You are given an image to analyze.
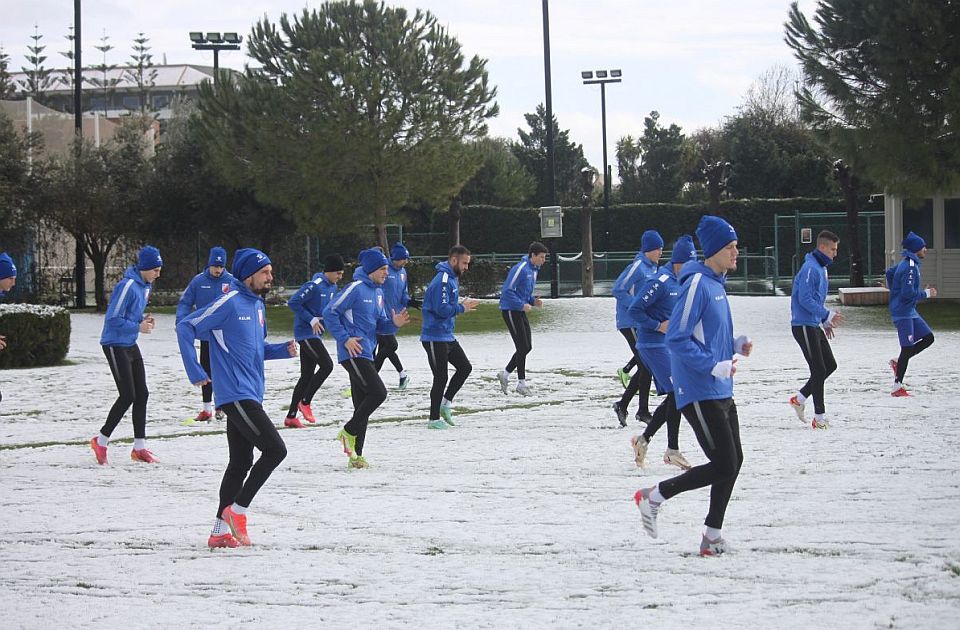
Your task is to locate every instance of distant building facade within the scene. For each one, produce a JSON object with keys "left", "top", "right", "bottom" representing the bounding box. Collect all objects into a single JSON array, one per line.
[{"left": 884, "top": 193, "right": 960, "bottom": 298}]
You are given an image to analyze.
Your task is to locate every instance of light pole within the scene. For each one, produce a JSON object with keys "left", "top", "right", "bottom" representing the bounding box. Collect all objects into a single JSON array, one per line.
[
  {"left": 542, "top": 0, "right": 559, "bottom": 299},
  {"left": 579, "top": 167, "right": 597, "bottom": 297},
  {"left": 189, "top": 32, "right": 242, "bottom": 89},
  {"left": 581, "top": 69, "right": 622, "bottom": 210}
]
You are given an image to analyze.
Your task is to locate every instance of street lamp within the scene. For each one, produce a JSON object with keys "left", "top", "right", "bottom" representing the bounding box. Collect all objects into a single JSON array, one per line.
[
  {"left": 581, "top": 69, "right": 622, "bottom": 209},
  {"left": 580, "top": 167, "right": 597, "bottom": 297},
  {"left": 189, "top": 31, "right": 242, "bottom": 89}
]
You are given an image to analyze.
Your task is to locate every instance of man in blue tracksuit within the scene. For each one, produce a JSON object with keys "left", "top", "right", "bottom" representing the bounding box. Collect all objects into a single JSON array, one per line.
[
  {"left": 374, "top": 243, "right": 420, "bottom": 390},
  {"left": 627, "top": 235, "right": 697, "bottom": 471},
  {"left": 886, "top": 231, "right": 937, "bottom": 396},
  {"left": 284, "top": 254, "right": 344, "bottom": 428},
  {"left": 421, "top": 245, "right": 479, "bottom": 430},
  {"left": 611, "top": 230, "right": 662, "bottom": 425},
  {"left": 176, "top": 246, "right": 234, "bottom": 423},
  {"left": 91, "top": 246, "right": 163, "bottom": 466},
  {"left": 0, "top": 252, "right": 18, "bottom": 404},
  {"left": 497, "top": 241, "right": 548, "bottom": 396},
  {"left": 634, "top": 216, "right": 753, "bottom": 557},
  {"left": 324, "top": 248, "right": 409, "bottom": 468},
  {"left": 176, "top": 248, "right": 297, "bottom": 548},
  {"left": 789, "top": 230, "right": 845, "bottom": 428}
]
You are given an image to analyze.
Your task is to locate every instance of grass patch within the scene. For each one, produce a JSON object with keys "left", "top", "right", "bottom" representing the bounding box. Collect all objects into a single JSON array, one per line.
[
  {"left": 947, "top": 562, "right": 960, "bottom": 577},
  {"left": 917, "top": 301, "right": 960, "bottom": 329}
]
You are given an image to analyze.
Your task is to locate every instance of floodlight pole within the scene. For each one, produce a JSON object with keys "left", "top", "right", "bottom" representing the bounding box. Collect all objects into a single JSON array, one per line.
[
  {"left": 542, "top": 0, "right": 559, "bottom": 298},
  {"left": 582, "top": 72, "right": 622, "bottom": 210},
  {"left": 73, "top": 0, "right": 86, "bottom": 308},
  {"left": 190, "top": 35, "right": 241, "bottom": 90}
]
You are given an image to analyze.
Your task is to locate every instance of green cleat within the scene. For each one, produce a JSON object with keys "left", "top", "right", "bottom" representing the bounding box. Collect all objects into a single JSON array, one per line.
[
  {"left": 340, "top": 387, "right": 352, "bottom": 398},
  {"left": 398, "top": 375, "right": 410, "bottom": 390},
  {"left": 336, "top": 428, "right": 357, "bottom": 457},
  {"left": 617, "top": 367, "right": 630, "bottom": 389},
  {"left": 348, "top": 455, "right": 369, "bottom": 469},
  {"left": 439, "top": 404, "right": 455, "bottom": 426},
  {"left": 427, "top": 418, "right": 449, "bottom": 430}
]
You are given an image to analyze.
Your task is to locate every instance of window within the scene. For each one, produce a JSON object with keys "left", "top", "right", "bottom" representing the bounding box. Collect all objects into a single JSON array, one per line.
[
  {"left": 945, "top": 198, "right": 960, "bottom": 249},
  {"left": 90, "top": 96, "right": 105, "bottom": 111},
  {"left": 903, "top": 198, "right": 934, "bottom": 246},
  {"left": 122, "top": 95, "right": 141, "bottom": 110},
  {"left": 152, "top": 94, "right": 170, "bottom": 109}
]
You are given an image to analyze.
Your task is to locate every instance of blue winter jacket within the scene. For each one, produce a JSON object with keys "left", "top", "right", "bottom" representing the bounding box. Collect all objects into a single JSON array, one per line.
[
  {"left": 288, "top": 273, "right": 339, "bottom": 341},
  {"left": 420, "top": 261, "right": 465, "bottom": 342},
  {"left": 612, "top": 253, "right": 659, "bottom": 329},
  {"left": 628, "top": 266, "right": 680, "bottom": 348},
  {"left": 886, "top": 251, "right": 928, "bottom": 322},
  {"left": 323, "top": 268, "right": 390, "bottom": 363},
  {"left": 176, "top": 278, "right": 291, "bottom": 407},
  {"left": 499, "top": 255, "right": 540, "bottom": 311},
  {"left": 376, "top": 262, "right": 411, "bottom": 335},
  {"left": 666, "top": 262, "right": 737, "bottom": 409},
  {"left": 100, "top": 267, "right": 152, "bottom": 347},
  {"left": 175, "top": 268, "right": 237, "bottom": 341},
  {"left": 790, "top": 251, "right": 832, "bottom": 327}
]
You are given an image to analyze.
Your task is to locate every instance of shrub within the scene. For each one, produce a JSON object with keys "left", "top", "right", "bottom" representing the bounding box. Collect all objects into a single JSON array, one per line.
[
  {"left": 405, "top": 258, "right": 509, "bottom": 299},
  {"left": 0, "top": 304, "right": 71, "bottom": 368}
]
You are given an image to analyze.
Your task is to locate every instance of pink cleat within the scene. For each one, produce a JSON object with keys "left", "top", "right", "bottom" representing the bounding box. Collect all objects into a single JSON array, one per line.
[
  {"left": 130, "top": 448, "right": 159, "bottom": 463},
  {"left": 284, "top": 416, "right": 305, "bottom": 429},
  {"left": 90, "top": 437, "right": 108, "bottom": 465},
  {"left": 298, "top": 401, "right": 316, "bottom": 423},
  {"left": 221, "top": 506, "right": 251, "bottom": 546},
  {"left": 207, "top": 533, "right": 239, "bottom": 549}
]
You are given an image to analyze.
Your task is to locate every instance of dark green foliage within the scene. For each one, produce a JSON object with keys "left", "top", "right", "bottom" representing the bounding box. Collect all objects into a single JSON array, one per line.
[
  {"left": 0, "top": 308, "right": 71, "bottom": 368},
  {"left": 617, "top": 112, "right": 686, "bottom": 203},
  {"left": 404, "top": 258, "right": 508, "bottom": 299},
  {"left": 512, "top": 104, "right": 591, "bottom": 207}
]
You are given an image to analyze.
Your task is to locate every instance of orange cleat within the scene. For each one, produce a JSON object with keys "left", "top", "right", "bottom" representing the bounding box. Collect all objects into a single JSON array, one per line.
[
  {"left": 221, "top": 505, "right": 250, "bottom": 546},
  {"left": 130, "top": 448, "right": 159, "bottom": 463},
  {"left": 297, "top": 401, "right": 316, "bottom": 423},
  {"left": 90, "top": 437, "right": 108, "bottom": 465},
  {"left": 891, "top": 386, "right": 910, "bottom": 397},
  {"left": 207, "top": 533, "right": 240, "bottom": 549},
  {"left": 193, "top": 410, "right": 213, "bottom": 422},
  {"left": 284, "top": 416, "right": 305, "bottom": 429}
]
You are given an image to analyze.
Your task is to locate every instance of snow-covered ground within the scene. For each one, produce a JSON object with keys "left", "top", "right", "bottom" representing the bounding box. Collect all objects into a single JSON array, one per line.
[{"left": 1, "top": 297, "right": 958, "bottom": 629}]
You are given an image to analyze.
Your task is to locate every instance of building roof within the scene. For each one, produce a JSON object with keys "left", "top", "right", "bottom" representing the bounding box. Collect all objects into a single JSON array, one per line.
[{"left": 9, "top": 64, "right": 232, "bottom": 94}]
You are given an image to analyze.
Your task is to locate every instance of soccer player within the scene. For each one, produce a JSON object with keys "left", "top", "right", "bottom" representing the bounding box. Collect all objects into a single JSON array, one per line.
[
  {"left": 324, "top": 248, "right": 409, "bottom": 468},
  {"left": 611, "top": 230, "right": 662, "bottom": 426},
  {"left": 420, "top": 245, "right": 479, "bottom": 429},
  {"left": 374, "top": 243, "right": 419, "bottom": 390},
  {"left": 789, "top": 230, "right": 845, "bottom": 428},
  {"left": 628, "top": 235, "right": 697, "bottom": 471},
  {"left": 886, "top": 231, "right": 937, "bottom": 396},
  {"left": 497, "top": 241, "right": 547, "bottom": 396},
  {"left": 634, "top": 215, "right": 752, "bottom": 557},
  {"left": 176, "top": 246, "right": 234, "bottom": 423},
  {"left": 176, "top": 248, "right": 297, "bottom": 548},
  {"left": 0, "top": 252, "right": 17, "bottom": 404},
  {"left": 284, "top": 254, "right": 344, "bottom": 428},
  {"left": 91, "top": 246, "right": 163, "bottom": 465}
]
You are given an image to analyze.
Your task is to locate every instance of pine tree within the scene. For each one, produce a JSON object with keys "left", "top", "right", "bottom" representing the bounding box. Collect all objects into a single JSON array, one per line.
[
  {"left": 58, "top": 24, "right": 77, "bottom": 112},
  {"left": 19, "top": 25, "right": 55, "bottom": 102},
  {"left": 88, "top": 31, "right": 119, "bottom": 115},
  {"left": 512, "top": 104, "right": 591, "bottom": 208},
  {"left": 125, "top": 32, "right": 158, "bottom": 115},
  {"left": 0, "top": 46, "right": 16, "bottom": 99}
]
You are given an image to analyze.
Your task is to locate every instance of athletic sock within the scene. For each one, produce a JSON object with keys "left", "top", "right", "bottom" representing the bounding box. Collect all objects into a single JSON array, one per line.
[
  {"left": 203, "top": 402, "right": 214, "bottom": 413},
  {"left": 211, "top": 518, "right": 228, "bottom": 535},
  {"left": 230, "top": 503, "right": 247, "bottom": 515},
  {"left": 133, "top": 438, "right": 146, "bottom": 450},
  {"left": 796, "top": 393, "right": 806, "bottom": 405},
  {"left": 705, "top": 526, "right": 722, "bottom": 540},
  {"left": 650, "top": 485, "right": 666, "bottom": 504},
  {"left": 518, "top": 379, "right": 527, "bottom": 386},
  {"left": 97, "top": 433, "right": 110, "bottom": 447},
  {"left": 441, "top": 397, "right": 452, "bottom": 407},
  {"left": 399, "top": 370, "right": 407, "bottom": 379},
  {"left": 814, "top": 413, "right": 825, "bottom": 422}
]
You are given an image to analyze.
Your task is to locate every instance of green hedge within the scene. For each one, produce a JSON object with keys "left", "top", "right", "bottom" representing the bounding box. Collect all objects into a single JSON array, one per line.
[
  {"left": 0, "top": 304, "right": 71, "bottom": 368},
  {"left": 404, "top": 259, "right": 509, "bottom": 299}
]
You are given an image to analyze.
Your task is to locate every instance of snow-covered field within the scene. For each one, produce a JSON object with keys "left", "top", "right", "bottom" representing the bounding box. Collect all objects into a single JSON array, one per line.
[{"left": 1, "top": 296, "right": 958, "bottom": 629}]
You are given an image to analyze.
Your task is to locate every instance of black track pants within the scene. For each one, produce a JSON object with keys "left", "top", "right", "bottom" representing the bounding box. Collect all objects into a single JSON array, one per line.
[
  {"left": 101, "top": 344, "right": 149, "bottom": 439},
  {"left": 199, "top": 341, "right": 212, "bottom": 404},
  {"left": 422, "top": 340, "right": 472, "bottom": 420},
  {"left": 502, "top": 310, "right": 532, "bottom": 380},
  {"left": 618, "top": 328, "right": 652, "bottom": 415},
  {"left": 374, "top": 334, "right": 403, "bottom": 373},
  {"left": 642, "top": 392, "right": 681, "bottom": 450},
  {"left": 791, "top": 325, "right": 837, "bottom": 416},
  {"left": 895, "top": 333, "right": 934, "bottom": 383},
  {"left": 217, "top": 399, "right": 287, "bottom": 518},
  {"left": 287, "top": 338, "right": 334, "bottom": 417},
  {"left": 342, "top": 357, "right": 387, "bottom": 456}
]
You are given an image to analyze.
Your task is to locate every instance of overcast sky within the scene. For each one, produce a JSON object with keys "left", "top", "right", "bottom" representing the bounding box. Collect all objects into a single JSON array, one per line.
[{"left": 1, "top": 0, "right": 819, "bottom": 174}]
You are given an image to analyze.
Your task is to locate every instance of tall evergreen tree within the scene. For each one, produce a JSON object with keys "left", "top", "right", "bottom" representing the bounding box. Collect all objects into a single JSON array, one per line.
[
  {"left": 58, "top": 24, "right": 77, "bottom": 111},
  {"left": 512, "top": 103, "right": 590, "bottom": 207},
  {"left": 616, "top": 111, "right": 685, "bottom": 203},
  {"left": 88, "top": 32, "right": 120, "bottom": 115},
  {"left": 0, "top": 46, "right": 16, "bottom": 99},
  {"left": 19, "top": 25, "right": 55, "bottom": 102},
  {"left": 125, "top": 33, "right": 158, "bottom": 115}
]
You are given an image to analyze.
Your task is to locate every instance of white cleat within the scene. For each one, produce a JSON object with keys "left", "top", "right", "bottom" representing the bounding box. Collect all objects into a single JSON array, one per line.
[
  {"left": 630, "top": 435, "right": 649, "bottom": 468},
  {"left": 663, "top": 448, "right": 692, "bottom": 470},
  {"left": 788, "top": 395, "right": 806, "bottom": 424},
  {"left": 634, "top": 487, "right": 660, "bottom": 539},
  {"left": 497, "top": 370, "right": 509, "bottom": 394}
]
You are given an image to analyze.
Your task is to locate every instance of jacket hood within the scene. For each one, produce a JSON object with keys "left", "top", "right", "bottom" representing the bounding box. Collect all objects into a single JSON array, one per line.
[
  {"left": 352, "top": 266, "right": 377, "bottom": 287},
  {"left": 435, "top": 260, "right": 456, "bottom": 276},
  {"left": 901, "top": 250, "right": 922, "bottom": 265},
  {"left": 124, "top": 266, "right": 149, "bottom": 286},
  {"left": 678, "top": 260, "right": 724, "bottom": 285},
  {"left": 311, "top": 272, "right": 325, "bottom": 282}
]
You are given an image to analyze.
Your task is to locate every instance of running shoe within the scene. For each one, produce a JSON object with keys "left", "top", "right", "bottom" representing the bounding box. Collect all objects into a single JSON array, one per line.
[
  {"left": 298, "top": 401, "right": 316, "bottom": 423},
  {"left": 891, "top": 385, "right": 910, "bottom": 397},
  {"left": 427, "top": 418, "right": 449, "bottom": 430},
  {"left": 634, "top": 487, "right": 661, "bottom": 539},
  {"left": 635, "top": 410, "right": 653, "bottom": 425},
  {"left": 439, "top": 404, "right": 455, "bottom": 426},
  {"left": 516, "top": 382, "right": 532, "bottom": 396},
  {"left": 336, "top": 429, "right": 357, "bottom": 456},
  {"left": 193, "top": 410, "right": 213, "bottom": 422},
  {"left": 90, "top": 437, "right": 108, "bottom": 465},
  {"left": 788, "top": 395, "right": 806, "bottom": 423},
  {"left": 221, "top": 506, "right": 250, "bottom": 546},
  {"left": 348, "top": 455, "right": 369, "bottom": 469},
  {"left": 612, "top": 401, "right": 627, "bottom": 428},
  {"left": 284, "top": 415, "right": 305, "bottom": 429},
  {"left": 630, "top": 434, "right": 649, "bottom": 468},
  {"left": 699, "top": 534, "right": 727, "bottom": 556},
  {"left": 497, "top": 370, "right": 509, "bottom": 394},
  {"left": 207, "top": 533, "right": 239, "bottom": 549},
  {"left": 130, "top": 448, "right": 159, "bottom": 463},
  {"left": 888, "top": 358, "right": 898, "bottom": 377},
  {"left": 399, "top": 375, "right": 410, "bottom": 391},
  {"left": 811, "top": 417, "right": 829, "bottom": 429},
  {"left": 215, "top": 408, "right": 225, "bottom": 421},
  {"left": 617, "top": 367, "right": 630, "bottom": 389},
  {"left": 663, "top": 448, "right": 692, "bottom": 470}
]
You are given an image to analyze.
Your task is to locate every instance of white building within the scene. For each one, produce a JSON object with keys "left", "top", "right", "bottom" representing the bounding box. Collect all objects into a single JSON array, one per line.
[{"left": 884, "top": 193, "right": 960, "bottom": 298}]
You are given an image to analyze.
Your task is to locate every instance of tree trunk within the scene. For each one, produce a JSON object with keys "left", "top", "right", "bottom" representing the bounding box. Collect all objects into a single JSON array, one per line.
[
  {"left": 448, "top": 197, "right": 462, "bottom": 248},
  {"left": 580, "top": 201, "right": 594, "bottom": 297},
  {"left": 843, "top": 180, "right": 865, "bottom": 287},
  {"left": 91, "top": 254, "right": 108, "bottom": 311},
  {"left": 376, "top": 204, "right": 389, "bottom": 252},
  {"left": 707, "top": 180, "right": 722, "bottom": 214}
]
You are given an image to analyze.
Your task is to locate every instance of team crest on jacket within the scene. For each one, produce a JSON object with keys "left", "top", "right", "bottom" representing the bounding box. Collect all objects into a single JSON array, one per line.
[
  {"left": 222, "top": 283, "right": 230, "bottom": 293},
  {"left": 377, "top": 294, "right": 384, "bottom": 309},
  {"left": 258, "top": 307, "right": 264, "bottom": 326}
]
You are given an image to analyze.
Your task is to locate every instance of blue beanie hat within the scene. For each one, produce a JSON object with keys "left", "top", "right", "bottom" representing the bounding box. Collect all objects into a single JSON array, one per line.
[
  {"left": 0, "top": 252, "right": 17, "bottom": 279},
  {"left": 696, "top": 215, "right": 738, "bottom": 259},
  {"left": 232, "top": 248, "right": 271, "bottom": 281},
  {"left": 641, "top": 230, "right": 664, "bottom": 253},
  {"left": 669, "top": 235, "right": 697, "bottom": 265},
  {"left": 359, "top": 248, "right": 390, "bottom": 274},
  {"left": 207, "top": 246, "right": 227, "bottom": 268},
  {"left": 137, "top": 245, "right": 163, "bottom": 271},
  {"left": 902, "top": 231, "right": 926, "bottom": 253},
  {"left": 391, "top": 242, "right": 410, "bottom": 261}
]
